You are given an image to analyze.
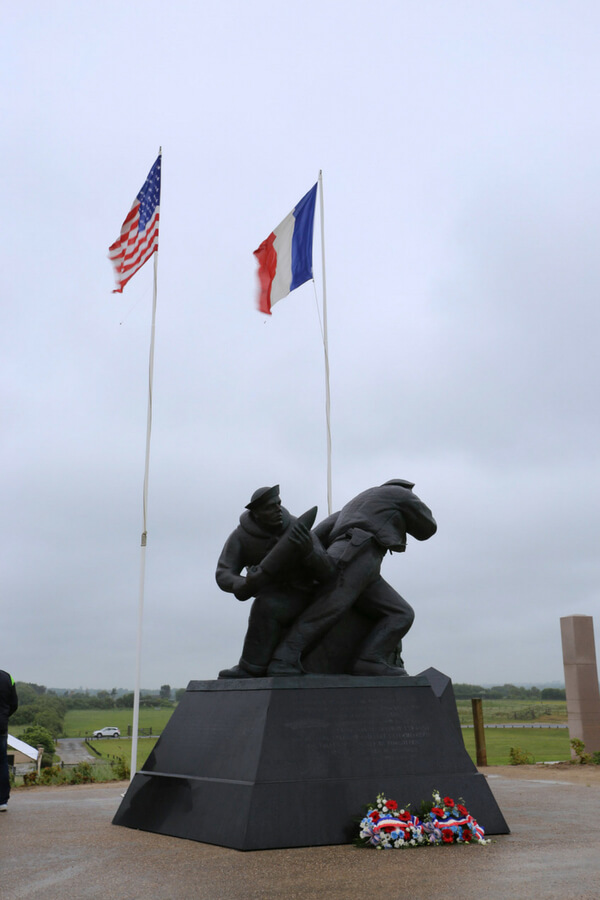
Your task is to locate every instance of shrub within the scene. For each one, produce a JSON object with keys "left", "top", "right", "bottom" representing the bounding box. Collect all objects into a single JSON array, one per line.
[
  {"left": 570, "top": 738, "right": 593, "bottom": 764},
  {"left": 111, "top": 756, "right": 130, "bottom": 780},
  {"left": 20, "top": 724, "right": 56, "bottom": 767},
  {"left": 509, "top": 746, "right": 535, "bottom": 765},
  {"left": 39, "top": 765, "right": 69, "bottom": 785},
  {"left": 10, "top": 706, "right": 36, "bottom": 726},
  {"left": 11, "top": 694, "right": 66, "bottom": 736},
  {"left": 70, "top": 762, "right": 96, "bottom": 784}
]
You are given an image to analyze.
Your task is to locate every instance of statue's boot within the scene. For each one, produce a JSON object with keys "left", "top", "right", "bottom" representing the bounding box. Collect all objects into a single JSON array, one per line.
[
  {"left": 218, "top": 658, "right": 266, "bottom": 679},
  {"left": 266, "top": 657, "right": 305, "bottom": 676},
  {"left": 351, "top": 658, "right": 408, "bottom": 677}
]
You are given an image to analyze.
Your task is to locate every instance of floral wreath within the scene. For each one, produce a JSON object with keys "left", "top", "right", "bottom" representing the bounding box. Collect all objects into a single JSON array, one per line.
[{"left": 357, "top": 791, "right": 489, "bottom": 849}]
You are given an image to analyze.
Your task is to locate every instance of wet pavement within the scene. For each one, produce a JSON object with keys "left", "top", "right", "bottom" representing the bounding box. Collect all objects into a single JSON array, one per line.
[
  {"left": 55, "top": 739, "right": 96, "bottom": 764},
  {"left": 1, "top": 766, "right": 599, "bottom": 900}
]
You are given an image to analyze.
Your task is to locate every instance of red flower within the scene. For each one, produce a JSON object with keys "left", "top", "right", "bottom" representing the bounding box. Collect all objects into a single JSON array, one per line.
[
  {"left": 386, "top": 799, "right": 398, "bottom": 810},
  {"left": 462, "top": 828, "right": 473, "bottom": 842},
  {"left": 443, "top": 797, "right": 455, "bottom": 808},
  {"left": 398, "top": 811, "right": 412, "bottom": 822},
  {"left": 370, "top": 810, "right": 380, "bottom": 822},
  {"left": 457, "top": 804, "right": 468, "bottom": 816},
  {"left": 431, "top": 807, "right": 445, "bottom": 817},
  {"left": 442, "top": 828, "right": 455, "bottom": 843}
]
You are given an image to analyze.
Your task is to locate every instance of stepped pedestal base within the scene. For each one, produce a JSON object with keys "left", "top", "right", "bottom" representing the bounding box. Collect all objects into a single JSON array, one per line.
[{"left": 113, "top": 668, "right": 508, "bottom": 850}]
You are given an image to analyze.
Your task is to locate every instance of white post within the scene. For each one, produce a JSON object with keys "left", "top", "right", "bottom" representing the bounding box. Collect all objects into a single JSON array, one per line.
[
  {"left": 318, "top": 170, "right": 333, "bottom": 515},
  {"left": 130, "top": 249, "right": 159, "bottom": 780}
]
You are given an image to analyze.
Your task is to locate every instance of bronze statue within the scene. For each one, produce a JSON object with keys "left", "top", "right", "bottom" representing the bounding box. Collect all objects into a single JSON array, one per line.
[
  {"left": 215, "top": 485, "right": 335, "bottom": 678},
  {"left": 267, "top": 480, "right": 437, "bottom": 677},
  {"left": 216, "top": 480, "right": 436, "bottom": 678}
]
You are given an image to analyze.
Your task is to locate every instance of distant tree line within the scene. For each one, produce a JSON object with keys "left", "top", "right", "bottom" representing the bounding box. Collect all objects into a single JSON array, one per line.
[
  {"left": 11, "top": 680, "right": 565, "bottom": 741},
  {"left": 11, "top": 682, "right": 185, "bottom": 738},
  {"left": 453, "top": 683, "right": 566, "bottom": 700}
]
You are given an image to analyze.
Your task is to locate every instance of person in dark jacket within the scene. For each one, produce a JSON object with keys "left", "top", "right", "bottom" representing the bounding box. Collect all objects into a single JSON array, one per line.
[
  {"left": 215, "top": 485, "right": 335, "bottom": 678},
  {"left": 0, "top": 669, "right": 19, "bottom": 810},
  {"left": 267, "top": 480, "right": 437, "bottom": 677}
]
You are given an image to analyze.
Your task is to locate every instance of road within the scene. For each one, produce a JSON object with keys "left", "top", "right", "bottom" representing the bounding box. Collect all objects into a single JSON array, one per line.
[
  {"left": 56, "top": 738, "right": 96, "bottom": 764},
  {"left": 463, "top": 723, "right": 568, "bottom": 729}
]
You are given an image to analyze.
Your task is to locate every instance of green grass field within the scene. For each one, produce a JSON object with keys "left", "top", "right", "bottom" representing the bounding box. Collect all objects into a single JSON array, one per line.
[
  {"left": 15, "top": 698, "right": 574, "bottom": 770},
  {"left": 86, "top": 728, "right": 572, "bottom": 772},
  {"left": 61, "top": 707, "right": 175, "bottom": 738},
  {"left": 461, "top": 727, "right": 570, "bottom": 765},
  {"left": 87, "top": 737, "right": 158, "bottom": 771},
  {"left": 455, "top": 699, "right": 567, "bottom": 724}
]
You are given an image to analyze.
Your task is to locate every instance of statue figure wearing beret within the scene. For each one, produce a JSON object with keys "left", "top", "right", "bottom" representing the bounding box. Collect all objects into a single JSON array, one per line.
[{"left": 215, "top": 485, "right": 335, "bottom": 678}]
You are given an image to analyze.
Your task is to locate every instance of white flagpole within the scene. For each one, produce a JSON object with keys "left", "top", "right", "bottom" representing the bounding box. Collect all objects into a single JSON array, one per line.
[
  {"left": 130, "top": 247, "right": 159, "bottom": 780},
  {"left": 318, "top": 170, "right": 333, "bottom": 515}
]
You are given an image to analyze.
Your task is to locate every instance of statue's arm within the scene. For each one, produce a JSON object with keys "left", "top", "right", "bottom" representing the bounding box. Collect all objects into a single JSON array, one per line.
[
  {"left": 287, "top": 516, "right": 336, "bottom": 582},
  {"left": 313, "top": 512, "right": 339, "bottom": 548},
  {"left": 304, "top": 532, "right": 337, "bottom": 582},
  {"left": 215, "top": 532, "right": 250, "bottom": 597},
  {"left": 402, "top": 497, "right": 437, "bottom": 541}
]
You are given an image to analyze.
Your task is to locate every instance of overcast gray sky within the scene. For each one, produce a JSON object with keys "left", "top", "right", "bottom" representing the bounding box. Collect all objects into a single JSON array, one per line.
[{"left": 2, "top": 1, "right": 599, "bottom": 690}]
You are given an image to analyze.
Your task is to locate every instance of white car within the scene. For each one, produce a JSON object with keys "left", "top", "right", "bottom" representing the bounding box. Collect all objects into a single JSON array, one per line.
[{"left": 92, "top": 726, "right": 121, "bottom": 739}]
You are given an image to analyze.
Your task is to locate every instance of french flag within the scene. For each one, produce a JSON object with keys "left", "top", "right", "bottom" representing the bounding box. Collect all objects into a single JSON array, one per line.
[{"left": 253, "top": 183, "right": 318, "bottom": 314}]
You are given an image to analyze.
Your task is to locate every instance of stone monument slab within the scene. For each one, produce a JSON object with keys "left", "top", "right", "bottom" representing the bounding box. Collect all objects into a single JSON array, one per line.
[{"left": 561, "top": 615, "right": 600, "bottom": 755}]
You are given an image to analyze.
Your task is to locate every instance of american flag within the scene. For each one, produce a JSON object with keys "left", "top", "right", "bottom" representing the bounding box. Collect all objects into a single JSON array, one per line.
[{"left": 108, "top": 153, "right": 161, "bottom": 293}]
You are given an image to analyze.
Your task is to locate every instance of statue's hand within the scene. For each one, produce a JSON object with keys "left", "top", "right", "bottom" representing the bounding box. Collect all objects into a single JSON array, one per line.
[
  {"left": 289, "top": 521, "right": 312, "bottom": 554},
  {"left": 233, "top": 582, "right": 253, "bottom": 601},
  {"left": 245, "top": 566, "right": 265, "bottom": 592}
]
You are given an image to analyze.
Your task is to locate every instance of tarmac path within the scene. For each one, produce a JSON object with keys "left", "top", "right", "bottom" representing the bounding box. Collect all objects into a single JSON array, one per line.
[
  {"left": 55, "top": 738, "right": 96, "bottom": 764},
  {"left": 1, "top": 764, "right": 599, "bottom": 900}
]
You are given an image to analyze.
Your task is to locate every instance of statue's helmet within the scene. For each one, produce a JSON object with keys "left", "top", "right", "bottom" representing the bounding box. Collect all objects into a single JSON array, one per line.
[
  {"left": 382, "top": 479, "right": 415, "bottom": 489},
  {"left": 245, "top": 485, "right": 280, "bottom": 510}
]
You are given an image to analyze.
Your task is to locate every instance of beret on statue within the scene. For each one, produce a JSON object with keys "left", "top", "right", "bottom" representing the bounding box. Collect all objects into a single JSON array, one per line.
[{"left": 245, "top": 485, "right": 280, "bottom": 510}]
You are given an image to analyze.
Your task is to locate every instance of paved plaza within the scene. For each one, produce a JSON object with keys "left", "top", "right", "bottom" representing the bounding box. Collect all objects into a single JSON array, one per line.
[{"left": 1, "top": 765, "right": 599, "bottom": 900}]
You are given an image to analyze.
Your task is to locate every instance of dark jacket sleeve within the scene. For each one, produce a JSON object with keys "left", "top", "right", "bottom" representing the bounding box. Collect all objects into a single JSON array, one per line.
[
  {"left": 215, "top": 530, "right": 249, "bottom": 596},
  {"left": 402, "top": 495, "right": 437, "bottom": 541},
  {"left": 9, "top": 679, "right": 18, "bottom": 717},
  {"left": 0, "top": 671, "right": 18, "bottom": 732}
]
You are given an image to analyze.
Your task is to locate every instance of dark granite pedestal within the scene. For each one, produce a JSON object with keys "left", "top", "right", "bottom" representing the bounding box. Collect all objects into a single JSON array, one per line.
[{"left": 113, "top": 668, "right": 508, "bottom": 850}]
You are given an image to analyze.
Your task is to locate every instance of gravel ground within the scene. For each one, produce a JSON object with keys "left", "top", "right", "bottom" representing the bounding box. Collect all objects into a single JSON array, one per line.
[{"left": 1, "top": 765, "right": 599, "bottom": 900}]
